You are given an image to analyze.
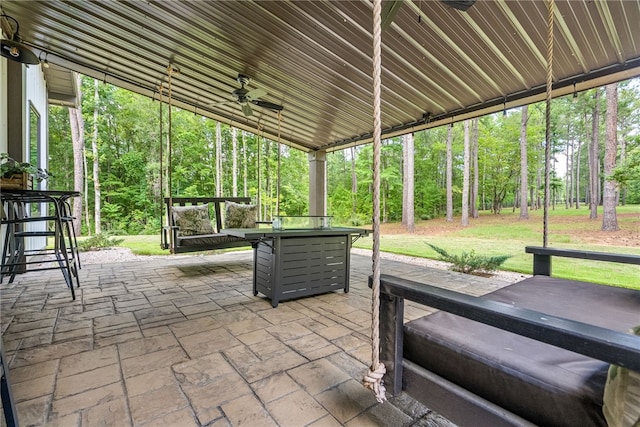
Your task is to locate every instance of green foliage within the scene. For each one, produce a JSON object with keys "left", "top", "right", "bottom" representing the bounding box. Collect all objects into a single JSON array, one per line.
[
  {"left": 78, "top": 233, "right": 124, "bottom": 251},
  {"left": 47, "top": 76, "right": 640, "bottom": 237},
  {"left": 427, "top": 243, "right": 512, "bottom": 275},
  {"left": 0, "top": 153, "right": 51, "bottom": 181}
]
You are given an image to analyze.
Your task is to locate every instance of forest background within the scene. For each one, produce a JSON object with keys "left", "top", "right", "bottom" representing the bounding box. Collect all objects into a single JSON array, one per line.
[{"left": 46, "top": 76, "right": 640, "bottom": 236}]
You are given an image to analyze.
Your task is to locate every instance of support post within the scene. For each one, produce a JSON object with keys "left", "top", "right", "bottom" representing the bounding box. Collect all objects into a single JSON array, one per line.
[
  {"left": 308, "top": 150, "right": 326, "bottom": 216},
  {"left": 532, "top": 254, "right": 552, "bottom": 276},
  {"left": 379, "top": 290, "right": 404, "bottom": 396}
]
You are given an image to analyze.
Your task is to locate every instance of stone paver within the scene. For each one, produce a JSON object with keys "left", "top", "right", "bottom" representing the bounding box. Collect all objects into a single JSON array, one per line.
[{"left": 1, "top": 250, "right": 515, "bottom": 426}]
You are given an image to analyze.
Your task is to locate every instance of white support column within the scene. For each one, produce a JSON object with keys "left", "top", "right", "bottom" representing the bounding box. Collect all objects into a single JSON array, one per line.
[{"left": 308, "top": 150, "right": 327, "bottom": 216}]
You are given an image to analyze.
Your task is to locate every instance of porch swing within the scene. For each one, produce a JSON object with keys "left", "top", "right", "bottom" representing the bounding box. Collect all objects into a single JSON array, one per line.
[
  {"left": 158, "top": 66, "right": 263, "bottom": 254},
  {"left": 363, "top": 1, "right": 640, "bottom": 426}
]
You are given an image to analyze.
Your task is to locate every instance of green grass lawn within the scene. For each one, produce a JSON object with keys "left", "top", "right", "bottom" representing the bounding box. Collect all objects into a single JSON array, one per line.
[
  {"left": 83, "top": 205, "right": 640, "bottom": 289},
  {"left": 351, "top": 205, "right": 640, "bottom": 289}
]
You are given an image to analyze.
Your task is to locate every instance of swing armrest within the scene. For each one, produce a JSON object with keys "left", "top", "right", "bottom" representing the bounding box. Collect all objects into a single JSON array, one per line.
[{"left": 161, "top": 225, "right": 179, "bottom": 250}]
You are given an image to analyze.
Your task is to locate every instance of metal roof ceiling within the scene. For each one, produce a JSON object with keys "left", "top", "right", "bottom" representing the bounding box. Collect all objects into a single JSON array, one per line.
[{"left": 3, "top": 1, "right": 639, "bottom": 152}]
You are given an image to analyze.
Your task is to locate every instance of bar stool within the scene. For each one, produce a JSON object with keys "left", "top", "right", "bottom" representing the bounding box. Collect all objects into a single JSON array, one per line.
[{"left": 1, "top": 189, "right": 81, "bottom": 300}]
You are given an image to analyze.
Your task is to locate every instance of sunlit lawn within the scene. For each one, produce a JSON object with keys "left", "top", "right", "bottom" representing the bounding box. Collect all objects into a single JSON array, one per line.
[
  {"left": 351, "top": 205, "right": 640, "bottom": 289},
  {"left": 82, "top": 205, "right": 640, "bottom": 289}
]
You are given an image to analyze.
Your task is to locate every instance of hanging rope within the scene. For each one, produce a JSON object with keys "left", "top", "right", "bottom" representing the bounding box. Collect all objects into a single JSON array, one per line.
[
  {"left": 363, "top": 0, "right": 386, "bottom": 404},
  {"left": 167, "top": 65, "right": 176, "bottom": 250},
  {"left": 276, "top": 110, "right": 282, "bottom": 215},
  {"left": 257, "top": 120, "right": 263, "bottom": 221},
  {"left": 159, "top": 83, "right": 164, "bottom": 233},
  {"left": 543, "top": 0, "right": 554, "bottom": 247}
]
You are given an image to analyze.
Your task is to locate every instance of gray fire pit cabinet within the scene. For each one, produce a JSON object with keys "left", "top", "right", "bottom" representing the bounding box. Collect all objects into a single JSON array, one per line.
[{"left": 222, "top": 226, "right": 369, "bottom": 307}]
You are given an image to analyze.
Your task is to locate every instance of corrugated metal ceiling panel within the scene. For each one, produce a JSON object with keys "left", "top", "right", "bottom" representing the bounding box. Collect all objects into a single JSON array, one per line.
[{"left": 2, "top": 0, "right": 639, "bottom": 152}]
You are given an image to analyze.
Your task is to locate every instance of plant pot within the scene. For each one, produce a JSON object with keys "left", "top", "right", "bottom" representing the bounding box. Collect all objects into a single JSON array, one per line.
[{"left": 0, "top": 173, "right": 33, "bottom": 190}]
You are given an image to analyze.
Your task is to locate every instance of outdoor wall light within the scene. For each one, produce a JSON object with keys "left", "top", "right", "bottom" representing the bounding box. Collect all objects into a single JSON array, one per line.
[{"left": 1, "top": 14, "right": 39, "bottom": 65}]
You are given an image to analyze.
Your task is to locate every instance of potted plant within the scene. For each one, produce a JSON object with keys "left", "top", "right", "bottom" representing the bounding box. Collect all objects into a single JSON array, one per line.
[{"left": 1, "top": 153, "right": 51, "bottom": 189}]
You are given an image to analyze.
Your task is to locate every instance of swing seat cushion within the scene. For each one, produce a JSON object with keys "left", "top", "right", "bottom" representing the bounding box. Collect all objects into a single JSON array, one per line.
[
  {"left": 403, "top": 276, "right": 640, "bottom": 427},
  {"left": 175, "top": 233, "right": 247, "bottom": 249},
  {"left": 225, "top": 201, "right": 258, "bottom": 229},
  {"left": 171, "top": 204, "right": 215, "bottom": 236},
  {"left": 603, "top": 325, "right": 640, "bottom": 427}
]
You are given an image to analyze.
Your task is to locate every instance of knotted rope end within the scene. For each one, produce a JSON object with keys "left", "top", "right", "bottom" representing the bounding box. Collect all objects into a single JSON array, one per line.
[{"left": 363, "top": 362, "right": 387, "bottom": 403}]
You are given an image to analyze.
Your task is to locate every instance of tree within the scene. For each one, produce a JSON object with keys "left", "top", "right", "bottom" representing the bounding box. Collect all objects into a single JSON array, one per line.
[
  {"left": 461, "top": 120, "right": 470, "bottom": 226},
  {"left": 215, "top": 121, "right": 222, "bottom": 197},
  {"left": 471, "top": 118, "right": 479, "bottom": 218},
  {"left": 402, "top": 132, "right": 415, "bottom": 232},
  {"left": 446, "top": 124, "right": 453, "bottom": 222},
  {"left": 91, "top": 79, "right": 102, "bottom": 234},
  {"left": 519, "top": 105, "right": 529, "bottom": 219},
  {"left": 69, "top": 78, "right": 85, "bottom": 237},
  {"left": 602, "top": 83, "right": 619, "bottom": 231},
  {"left": 232, "top": 126, "right": 238, "bottom": 196},
  {"left": 589, "top": 88, "right": 601, "bottom": 219}
]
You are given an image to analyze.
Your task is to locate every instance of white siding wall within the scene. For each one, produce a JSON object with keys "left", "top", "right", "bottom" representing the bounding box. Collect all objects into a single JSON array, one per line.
[{"left": 25, "top": 64, "right": 49, "bottom": 250}]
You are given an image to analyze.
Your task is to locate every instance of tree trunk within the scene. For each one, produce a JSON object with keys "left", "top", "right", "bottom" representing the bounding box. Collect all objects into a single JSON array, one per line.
[
  {"left": 565, "top": 134, "right": 571, "bottom": 209},
  {"left": 215, "top": 121, "right": 222, "bottom": 197},
  {"left": 69, "top": 108, "right": 84, "bottom": 236},
  {"left": 82, "top": 146, "right": 90, "bottom": 235},
  {"left": 402, "top": 133, "right": 415, "bottom": 233},
  {"left": 92, "top": 79, "right": 101, "bottom": 234},
  {"left": 242, "top": 131, "right": 248, "bottom": 197},
  {"left": 351, "top": 147, "right": 357, "bottom": 217},
  {"left": 536, "top": 145, "right": 542, "bottom": 210},
  {"left": 602, "top": 83, "right": 619, "bottom": 231},
  {"left": 618, "top": 136, "right": 626, "bottom": 205},
  {"left": 575, "top": 139, "right": 582, "bottom": 209},
  {"left": 471, "top": 118, "right": 479, "bottom": 218},
  {"left": 519, "top": 105, "right": 529, "bottom": 219},
  {"left": 461, "top": 120, "right": 470, "bottom": 226},
  {"left": 589, "top": 89, "right": 600, "bottom": 219},
  {"left": 232, "top": 126, "right": 238, "bottom": 197},
  {"left": 446, "top": 124, "right": 453, "bottom": 222}
]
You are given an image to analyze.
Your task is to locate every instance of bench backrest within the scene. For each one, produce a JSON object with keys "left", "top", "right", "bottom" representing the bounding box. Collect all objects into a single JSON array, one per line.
[{"left": 165, "top": 197, "right": 251, "bottom": 232}]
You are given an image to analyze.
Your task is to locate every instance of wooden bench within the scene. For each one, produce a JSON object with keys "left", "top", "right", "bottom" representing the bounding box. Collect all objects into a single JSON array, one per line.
[
  {"left": 161, "top": 197, "right": 254, "bottom": 254},
  {"left": 376, "top": 248, "right": 640, "bottom": 426}
]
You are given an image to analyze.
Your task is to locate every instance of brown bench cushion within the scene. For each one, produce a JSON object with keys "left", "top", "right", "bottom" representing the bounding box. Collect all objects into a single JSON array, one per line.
[{"left": 403, "top": 276, "right": 640, "bottom": 427}]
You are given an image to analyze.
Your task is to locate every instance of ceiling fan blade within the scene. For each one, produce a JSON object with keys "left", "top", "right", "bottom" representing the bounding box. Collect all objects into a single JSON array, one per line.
[
  {"left": 252, "top": 100, "right": 283, "bottom": 111},
  {"left": 245, "top": 88, "right": 267, "bottom": 100},
  {"left": 1, "top": 39, "right": 39, "bottom": 64},
  {"left": 381, "top": 1, "right": 403, "bottom": 30},
  {"left": 442, "top": 0, "right": 476, "bottom": 11},
  {"left": 242, "top": 103, "right": 253, "bottom": 116}
]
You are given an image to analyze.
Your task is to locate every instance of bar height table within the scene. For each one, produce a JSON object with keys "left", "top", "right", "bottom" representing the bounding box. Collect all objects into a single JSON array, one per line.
[{"left": 1, "top": 189, "right": 81, "bottom": 300}]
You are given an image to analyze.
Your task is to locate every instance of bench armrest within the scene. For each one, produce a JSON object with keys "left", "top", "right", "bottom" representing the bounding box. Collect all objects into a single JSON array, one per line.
[
  {"left": 161, "top": 225, "right": 179, "bottom": 250},
  {"left": 525, "top": 246, "right": 640, "bottom": 276}
]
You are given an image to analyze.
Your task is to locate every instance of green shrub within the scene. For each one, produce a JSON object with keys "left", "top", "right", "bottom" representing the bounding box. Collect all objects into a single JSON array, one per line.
[
  {"left": 78, "top": 233, "right": 124, "bottom": 251},
  {"left": 427, "top": 243, "right": 511, "bottom": 275}
]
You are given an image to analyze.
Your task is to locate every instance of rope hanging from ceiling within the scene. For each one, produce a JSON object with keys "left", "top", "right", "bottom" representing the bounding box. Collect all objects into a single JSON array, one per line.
[
  {"left": 276, "top": 110, "right": 282, "bottom": 216},
  {"left": 363, "top": 0, "right": 386, "bottom": 404},
  {"left": 362, "top": 0, "right": 555, "bottom": 404},
  {"left": 543, "top": 0, "right": 554, "bottom": 247}
]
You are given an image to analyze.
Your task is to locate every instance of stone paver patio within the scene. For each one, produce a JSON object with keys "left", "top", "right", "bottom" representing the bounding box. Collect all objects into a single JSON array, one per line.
[{"left": 1, "top": 250, "right": 514, "bottom": 427}]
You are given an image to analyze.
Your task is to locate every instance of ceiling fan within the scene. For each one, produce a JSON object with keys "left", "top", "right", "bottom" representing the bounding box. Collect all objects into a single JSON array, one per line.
[
  {"left": 215, "top": 74, "right": 283, "bottom": 117},
  {"left": 381, "top": 0, "right": 476, "bottom": 30},
  {"left": 1, "top": 14, "right": 39, "bottom": 64}
]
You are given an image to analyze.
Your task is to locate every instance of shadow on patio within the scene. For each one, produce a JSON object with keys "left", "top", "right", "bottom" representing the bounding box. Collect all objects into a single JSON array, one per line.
[{"left": 1, "top": 250, "right": 516, "bottom": 426}]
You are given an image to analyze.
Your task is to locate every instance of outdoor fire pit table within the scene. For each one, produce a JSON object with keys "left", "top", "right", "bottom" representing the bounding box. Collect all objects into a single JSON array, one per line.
[{"left": 223, "top": 218, "right": 368, "bottom": 307}]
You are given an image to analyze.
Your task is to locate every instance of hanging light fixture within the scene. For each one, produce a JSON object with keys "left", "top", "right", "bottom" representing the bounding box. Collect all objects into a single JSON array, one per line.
[{"left": 1, "top": 14, "right": 39, "bottom": 65}]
